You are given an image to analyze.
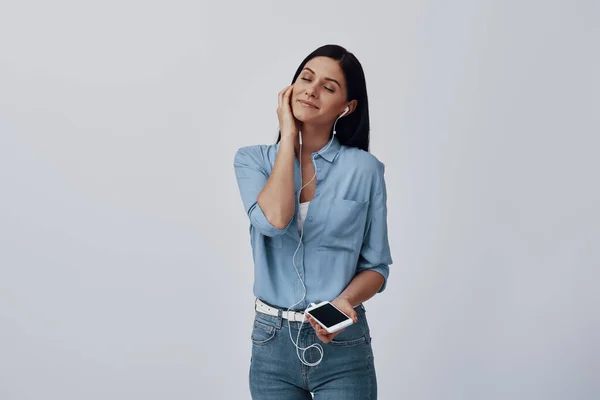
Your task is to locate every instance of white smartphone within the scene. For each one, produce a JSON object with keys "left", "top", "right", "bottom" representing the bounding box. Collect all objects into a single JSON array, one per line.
[{"left": 305, "top": 301, "right": 354, "bottom": 334}]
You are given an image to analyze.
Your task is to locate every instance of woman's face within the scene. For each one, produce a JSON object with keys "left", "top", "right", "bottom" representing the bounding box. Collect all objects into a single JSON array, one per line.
[{"left": 291, "top": 56, "right": 350, "bottom": 125}]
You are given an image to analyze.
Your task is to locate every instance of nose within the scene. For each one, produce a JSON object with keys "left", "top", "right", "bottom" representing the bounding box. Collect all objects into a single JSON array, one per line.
[{"left": 305, "top": 84, "right": 318, "bottom": 98}]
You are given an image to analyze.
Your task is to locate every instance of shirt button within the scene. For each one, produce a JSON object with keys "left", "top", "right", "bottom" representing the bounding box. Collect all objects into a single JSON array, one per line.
[
  {"left": 308, "top": 216, "right": 313, "bottom": 222},
  {"left": 317, "top": 168, "right": 321, "bottom": 172}
]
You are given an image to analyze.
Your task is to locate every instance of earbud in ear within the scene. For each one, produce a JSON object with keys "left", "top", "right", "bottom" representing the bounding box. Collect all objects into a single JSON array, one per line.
[{"left": 334, "top": 106, "right": 350, "bottom": 136}]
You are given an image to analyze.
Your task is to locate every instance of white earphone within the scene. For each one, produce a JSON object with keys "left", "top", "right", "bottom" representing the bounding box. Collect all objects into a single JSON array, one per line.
[{"left": 333, "top": 106, "right": 349, "bottom": 135}]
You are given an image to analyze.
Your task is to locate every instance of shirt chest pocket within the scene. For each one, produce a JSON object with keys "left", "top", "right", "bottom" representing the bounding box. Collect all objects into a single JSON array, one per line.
[{"left": 317, "top": 198, "right": 369, "bottom": 253}]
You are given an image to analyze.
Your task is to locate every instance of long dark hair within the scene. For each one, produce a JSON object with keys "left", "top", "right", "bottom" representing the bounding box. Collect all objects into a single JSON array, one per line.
[{"left": 276, "top": 44, "right": 370, "bottom": 152}]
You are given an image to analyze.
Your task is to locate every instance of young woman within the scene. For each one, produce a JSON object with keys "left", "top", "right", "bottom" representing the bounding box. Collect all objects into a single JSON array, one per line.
[{"left": 234, "top": 44, "right": 393, "bottom": 399}]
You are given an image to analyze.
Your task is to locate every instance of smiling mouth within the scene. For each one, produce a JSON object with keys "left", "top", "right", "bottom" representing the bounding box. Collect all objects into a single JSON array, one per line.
[{"left": 298, "top": 100, "right": 318, "bottom": 109}]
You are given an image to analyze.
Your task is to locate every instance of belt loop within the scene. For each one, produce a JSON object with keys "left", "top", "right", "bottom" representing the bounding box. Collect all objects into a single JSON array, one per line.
[{"left": 277, "top": 308, "right": 283, "bottom": 328}]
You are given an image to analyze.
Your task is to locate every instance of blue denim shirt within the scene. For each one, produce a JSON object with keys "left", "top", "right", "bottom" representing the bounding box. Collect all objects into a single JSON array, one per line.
[{"left": 233, "top": 136, "right": 392, "bottom": 311}]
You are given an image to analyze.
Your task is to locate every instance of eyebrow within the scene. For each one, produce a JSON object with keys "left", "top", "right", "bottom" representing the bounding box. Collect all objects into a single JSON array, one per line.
[{"left": 302, "top": 67, "right": 341, "bottom": 88}]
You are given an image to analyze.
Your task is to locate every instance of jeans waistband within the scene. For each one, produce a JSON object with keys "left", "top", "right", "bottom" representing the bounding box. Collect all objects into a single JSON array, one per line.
[
  {"left": 254, "top": 297, "right": 366, "bottom": 327},
  {"left": 256, "top": 297, "right": 366, "bottom": 312}
]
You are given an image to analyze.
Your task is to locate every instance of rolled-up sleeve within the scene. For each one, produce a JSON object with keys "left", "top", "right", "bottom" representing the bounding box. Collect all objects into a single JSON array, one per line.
[
  {"left": 233, "top": 146, "right": 293, "bottom": 237},
  {"left": 356, "top": 162, "right": 393, "bottom": 293}
]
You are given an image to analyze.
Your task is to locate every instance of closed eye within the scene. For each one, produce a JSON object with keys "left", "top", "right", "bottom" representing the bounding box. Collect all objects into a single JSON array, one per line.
[{"left": 301, "top": 78, "right": 334, "bottom": 92}]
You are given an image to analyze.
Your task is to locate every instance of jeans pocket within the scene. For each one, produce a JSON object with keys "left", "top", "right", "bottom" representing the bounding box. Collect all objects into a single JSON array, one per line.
[
  {"left": 328, "top": 318, "right": 367, "bottom": 347},
  {"left": 251, "top": 319, "right": 277, "bottom": 346},
  {"left": 329, "top": 336, "right": 367, "bottom": 347},
  {"left": 329, "top": 307, "right": 371, "bottom": 347}
]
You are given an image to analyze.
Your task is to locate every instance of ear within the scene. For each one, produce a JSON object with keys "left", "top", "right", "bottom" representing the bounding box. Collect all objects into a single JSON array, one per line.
[{"left": 342, "top": 99, "right": 358, "bottom": 117}]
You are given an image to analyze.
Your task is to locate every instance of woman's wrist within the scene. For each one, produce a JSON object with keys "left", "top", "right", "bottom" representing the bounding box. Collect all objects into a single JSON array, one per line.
[
  {"left": 280, "top": 131, "right": 298, "bottom": 142},
  {"left": 278, "top": 134, "right": 298, "bottom": 153}
]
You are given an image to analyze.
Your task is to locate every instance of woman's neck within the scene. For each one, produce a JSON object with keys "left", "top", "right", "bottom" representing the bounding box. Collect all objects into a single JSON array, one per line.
[{"left": 295, "top": 121, "right": 333, "bottom": 158}]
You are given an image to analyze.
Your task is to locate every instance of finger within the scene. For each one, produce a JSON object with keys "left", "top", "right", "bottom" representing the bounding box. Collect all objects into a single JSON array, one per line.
[
  {"left": 316, "top": 331, "right": 330, "bottom": 344},
  {"left": 327, "top": 331, "right": 337, "bottom": 339},
  {"left": 324, "top": 331, "right": 338, "bottom": 343},
  {"left": 278, "top": 86, "right": 291, "bottom": 107},
  {"left": 278, "top": 85, "right": 292, "bottom": 109},
  {"left": 283, "top": 85, "right": 293, "bottom": 106},
  {"left": 279, "top": 85, "right": 291, "bottom": 98},
  {"left": 312, "top": 319, "right": 319, "bottom": 330},
  {"left": 278, "top": 87, "right": 285, "bottom": 108}
]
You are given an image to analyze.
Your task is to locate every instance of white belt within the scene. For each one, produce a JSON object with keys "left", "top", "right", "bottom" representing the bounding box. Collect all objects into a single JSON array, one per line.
[{"left": 255, "top": 298, "right": 306, "bottom": 322}]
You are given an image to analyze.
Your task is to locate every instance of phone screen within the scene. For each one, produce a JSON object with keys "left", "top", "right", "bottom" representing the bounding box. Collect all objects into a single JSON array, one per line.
[{"left": 308, "top": 303, "right": 350, "bottom": 327}]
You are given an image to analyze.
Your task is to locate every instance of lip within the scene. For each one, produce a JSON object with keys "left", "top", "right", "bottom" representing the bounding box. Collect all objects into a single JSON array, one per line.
[{"left": 298, "top": 99, "right": 319, "bottom": 109}]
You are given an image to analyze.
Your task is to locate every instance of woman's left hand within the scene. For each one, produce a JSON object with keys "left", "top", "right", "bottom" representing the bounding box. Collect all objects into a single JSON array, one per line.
[{"left": 305, "top": 297, "right": 359, "bottom": 344}]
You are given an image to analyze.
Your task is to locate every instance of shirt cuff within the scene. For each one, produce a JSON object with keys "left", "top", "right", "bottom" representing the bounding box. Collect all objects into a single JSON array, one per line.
[
  {"left": 248, "top": 201, "right": 293, "bottom": 237},
  {"left": 358, "top": 264, "right": 390, "bottom": 293}
]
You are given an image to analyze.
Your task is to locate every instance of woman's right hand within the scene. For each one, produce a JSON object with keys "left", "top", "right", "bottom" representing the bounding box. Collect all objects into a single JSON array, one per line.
[{"left": 277, "top": 85, "right": 298, "bottom": 139}]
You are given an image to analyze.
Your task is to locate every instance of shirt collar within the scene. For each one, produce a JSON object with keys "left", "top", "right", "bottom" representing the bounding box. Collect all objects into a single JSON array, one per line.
[{"left": 314, "top": 135, "right": 341, "bottom": 163}]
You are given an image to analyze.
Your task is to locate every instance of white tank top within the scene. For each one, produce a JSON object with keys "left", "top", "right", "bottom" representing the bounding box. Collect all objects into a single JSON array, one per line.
[{"left": 297, "top": 201, "right": 310, "bottom": 232}]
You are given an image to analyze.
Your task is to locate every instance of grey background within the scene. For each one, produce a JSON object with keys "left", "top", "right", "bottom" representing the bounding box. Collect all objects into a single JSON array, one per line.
[{"left": 1, "top": 0, "right": 598, "bottom": 399}]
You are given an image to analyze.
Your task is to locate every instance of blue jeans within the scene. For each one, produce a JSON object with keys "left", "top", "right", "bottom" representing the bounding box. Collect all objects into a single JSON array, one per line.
[{"left": 249, "top": 301, "right": 377, "bottom": 399}]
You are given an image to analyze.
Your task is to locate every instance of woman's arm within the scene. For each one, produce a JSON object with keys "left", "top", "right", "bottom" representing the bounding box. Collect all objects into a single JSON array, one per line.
[
  {"left": 257, "top": 85, "right": 300, "bottom": 229},
  {"left": 336, "top": 270, "right": 385, "bottom": 308},
  {"left": 233, "top": 85, "right": 299, "bottom": 235},
  {"left": 307, "top": 270, "right": 384, "bottom": 344},
  {"left": 338, "top": 161, "right": 393, "bottom": 307},
  {"left": 306, "top": 160, "right": 392, "bottom": 344},
  {"left": 256, "top": 135, "right": 296, "bottom": 229},
  {"left": 308, "top": 271, "right": 383, "bottom": 344}
]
